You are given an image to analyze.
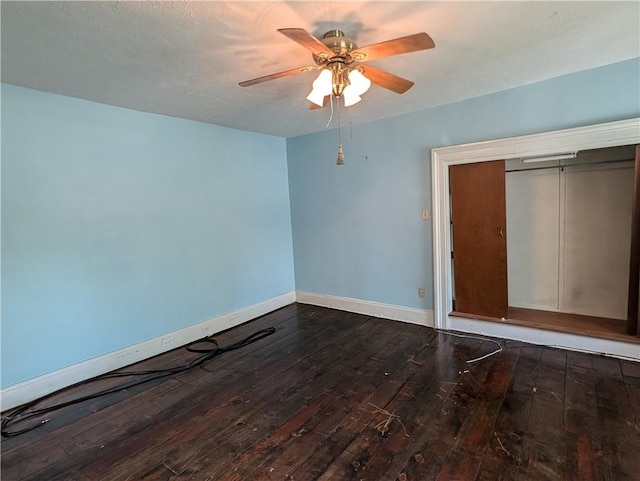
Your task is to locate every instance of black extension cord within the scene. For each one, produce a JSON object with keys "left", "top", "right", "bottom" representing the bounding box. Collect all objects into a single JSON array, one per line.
[{"left": 1, "top": 327, "right": 276, "bottom": 437}]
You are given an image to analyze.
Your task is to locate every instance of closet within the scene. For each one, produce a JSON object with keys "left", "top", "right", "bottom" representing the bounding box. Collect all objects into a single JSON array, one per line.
[
  {"left": 506, "top": 145, "right": 635, "bottom": 319},
  {"left": 450, "top": 144, "right": 638, "bottom": 337}
]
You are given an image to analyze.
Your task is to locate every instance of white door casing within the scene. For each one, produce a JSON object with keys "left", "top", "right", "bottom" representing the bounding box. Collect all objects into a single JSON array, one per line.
[{"left": 431, "top": 118, "right": 640, "bottom": 360}]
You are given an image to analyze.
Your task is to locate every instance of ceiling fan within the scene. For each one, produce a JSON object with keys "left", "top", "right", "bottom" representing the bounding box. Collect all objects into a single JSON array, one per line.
[{"left": 239, "top": 28, "right": 435, "bottom": 108}]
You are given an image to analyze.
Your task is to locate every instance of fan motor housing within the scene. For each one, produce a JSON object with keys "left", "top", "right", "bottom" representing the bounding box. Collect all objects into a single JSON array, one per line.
[{"left": 313, "top": 30, "right": 357, "bottom": 66}]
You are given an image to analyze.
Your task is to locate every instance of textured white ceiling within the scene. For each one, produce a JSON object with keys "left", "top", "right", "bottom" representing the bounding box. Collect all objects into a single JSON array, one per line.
[{"left": 2, "top": 1, "right": 639, "bottom": 138}]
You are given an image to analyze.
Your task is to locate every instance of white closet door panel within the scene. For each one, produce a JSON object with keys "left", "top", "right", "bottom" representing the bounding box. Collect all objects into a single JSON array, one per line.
[
  {"left": 563, "top": 164, "right": 633, "bottom": 319},
  {"left": 506, "top": 169, "right": 560, "bottom": 310}
]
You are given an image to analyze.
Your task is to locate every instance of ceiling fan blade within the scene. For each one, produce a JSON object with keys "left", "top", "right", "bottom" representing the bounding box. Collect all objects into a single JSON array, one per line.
[
  {"left": 239, "top": 66, "right": 315, "bottom": 87},
  {"left": 361, "top": 65, "right": 414, "bottom": 94},
  {"left": 278, "top": 28, "right": 333, "bottom": 57},
  {"left": 352, "top": 32, "right": 434, "bottom": 62},
  {"left": 309, "top": 96, "right": 329, "bottom": 110}
]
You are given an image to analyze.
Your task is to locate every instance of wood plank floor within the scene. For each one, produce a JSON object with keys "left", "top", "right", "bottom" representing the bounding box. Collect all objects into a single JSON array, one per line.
[
  {"left": 508, "top": 307, "right": 640, "bottom": 344},
  {"left": 453, "top": 307, "right": 640, "bottom": 345},
  {"left": 2, "top": 303, "right": 639, "bottom": 481}
]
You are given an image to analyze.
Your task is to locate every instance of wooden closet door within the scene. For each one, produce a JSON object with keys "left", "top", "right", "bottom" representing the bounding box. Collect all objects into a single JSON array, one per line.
[{"left": 450, "top": 160, "right": 508, "bottom": 318}]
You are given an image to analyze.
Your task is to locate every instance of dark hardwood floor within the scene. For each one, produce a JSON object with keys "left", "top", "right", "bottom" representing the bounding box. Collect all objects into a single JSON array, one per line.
[
  {"left": 508, "top": 307, "right": 640, "bottom": 344},
  {"left": 2, "top": 303, "right": 639, "bottom": 480}
]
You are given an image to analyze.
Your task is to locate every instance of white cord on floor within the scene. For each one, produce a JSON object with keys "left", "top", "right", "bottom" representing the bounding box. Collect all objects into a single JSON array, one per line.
[{"left": 435, "top": 329, "right": 503, "bottom": 364}]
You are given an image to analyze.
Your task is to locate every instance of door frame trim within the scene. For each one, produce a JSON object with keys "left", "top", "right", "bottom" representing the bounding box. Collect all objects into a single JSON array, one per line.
[{"left": 432, "top": 118, "right": 640, "bottom": 341}]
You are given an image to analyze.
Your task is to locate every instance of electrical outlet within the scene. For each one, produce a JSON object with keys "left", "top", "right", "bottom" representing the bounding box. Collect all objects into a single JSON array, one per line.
[
  {"left": 418, "top": 288, "right": 425, "bottom": 298},
  {"left": 162, "top": 337, "right": 174, "bottom": 347},
  {"left": 202, "top": 325, "right": 213, "bottom": 335},
  {"left": 422, "top": 209, "right": 429, "bottom": 220}
]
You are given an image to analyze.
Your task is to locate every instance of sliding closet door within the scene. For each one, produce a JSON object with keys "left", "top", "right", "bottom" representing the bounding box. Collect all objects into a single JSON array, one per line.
[
  {"left": 563, "top": 161, "right": 634, "bottom": 319},
  {"left": 506, "top": 167, "right": 560, "bottom": 311},
  {"left": 450, "top": 160, "right": 508, "bottom": 319}
]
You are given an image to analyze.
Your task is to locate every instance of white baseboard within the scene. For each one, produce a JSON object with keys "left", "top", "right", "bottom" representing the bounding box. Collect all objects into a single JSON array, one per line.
[
  {"left": 447, "top": 315, "right": 640, "bottom": 362},
  {"left": 295, "top": 292, "right": 639, "bottom": 361},
  {"left": 296, "top": 291, "right": 434, "bottom": 327},
  {"left": 1, "top": 292, "right": 296, "bottom": 411}
]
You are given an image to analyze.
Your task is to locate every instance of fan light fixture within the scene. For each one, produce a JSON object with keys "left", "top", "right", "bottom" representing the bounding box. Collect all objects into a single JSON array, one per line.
[
  {"left": 306, "top": 69, "right": 332, "bottom": 105},
  {"left": 240, "top": 28, "right": 435, "bottom": 166},
  {"left": 306, "top": 65, "right": 372, "bottom": 107},
  {"left": 240, "top": 28, "right": 436, "bottom": 111}
]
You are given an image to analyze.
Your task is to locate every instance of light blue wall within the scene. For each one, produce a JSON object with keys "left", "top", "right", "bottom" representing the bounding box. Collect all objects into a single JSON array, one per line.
[
  {"left": 287, "top": 58, "right": 640, "bottom": 310},
  {"left": 3, "top": 58, "right": 639, "bottom": 387},
  {"left": 1, "top": 84, "right": 295, "bottom": 387}
]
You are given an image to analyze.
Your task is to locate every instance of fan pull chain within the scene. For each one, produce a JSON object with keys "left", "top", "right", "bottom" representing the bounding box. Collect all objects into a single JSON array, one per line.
[
  {"left": 336, "top": 98, "right": 345, "bottom": 165},
  {"left": 326, "top": 95, "right": 334, "bottom": 128},
  {"left": 347, "top": 103, "right": 353, "bottom": 140},
  {"left": 337, "top": 98, "right": 341, "bottom": 143}
]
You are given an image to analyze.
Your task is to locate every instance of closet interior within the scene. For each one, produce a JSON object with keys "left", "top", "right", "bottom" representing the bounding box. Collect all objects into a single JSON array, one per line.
[{"left": 451, "top": 144, "right": 640, "bottom": 342}]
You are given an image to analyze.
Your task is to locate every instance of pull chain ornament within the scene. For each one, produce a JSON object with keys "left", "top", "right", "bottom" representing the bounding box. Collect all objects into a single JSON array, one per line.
[{"left": 336, "top": 144, "right": 345, "bottom": 165}]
